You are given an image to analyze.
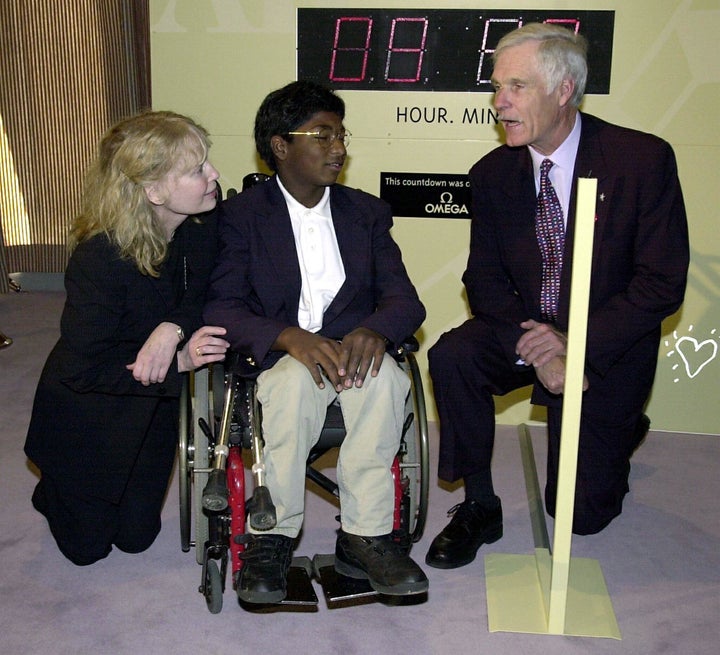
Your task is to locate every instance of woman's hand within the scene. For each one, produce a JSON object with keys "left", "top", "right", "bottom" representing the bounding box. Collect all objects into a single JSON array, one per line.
[
  {"left": 127, "top": 321, "right": 185, "bottom": 385},
  {"left": 128, "top": 323, "right": 230, "bottom": 384},
  {"left": 177, "top": 326, "right": 230, "bottom": 373}
]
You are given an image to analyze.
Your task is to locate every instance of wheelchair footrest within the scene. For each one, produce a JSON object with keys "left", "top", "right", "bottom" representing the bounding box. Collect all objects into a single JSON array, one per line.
[
  {"left": 277, "top": 557, "right": 319, "bottom": 606},
  {"left": 312, "top": 554, "right": 379, "bottom": 604}
]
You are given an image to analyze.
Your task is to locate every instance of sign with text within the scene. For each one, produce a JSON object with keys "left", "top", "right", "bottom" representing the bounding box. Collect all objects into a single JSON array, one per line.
[{"left": 380, "top": 172, "right": 471, "bottom": 218}]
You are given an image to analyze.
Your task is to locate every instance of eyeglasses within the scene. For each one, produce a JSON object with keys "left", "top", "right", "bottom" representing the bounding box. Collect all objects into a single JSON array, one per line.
[{"left": 286, "top": 128, "right": 352, "bottom": 149}]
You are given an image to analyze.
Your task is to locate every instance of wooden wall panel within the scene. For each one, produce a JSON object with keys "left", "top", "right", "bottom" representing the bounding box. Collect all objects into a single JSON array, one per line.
[{"left": 0, "top": 0, "right": 149, "bottom": 280}]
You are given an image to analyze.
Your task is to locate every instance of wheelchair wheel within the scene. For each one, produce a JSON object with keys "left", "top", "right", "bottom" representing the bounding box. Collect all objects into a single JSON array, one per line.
[
  {"left": 192, "top": 367, "right": 212, "bottom": 564},
  {"left": 402, "top": 353, "right": 430, "bottom": 543},
  {"left": 178, "top": 377, "right": 192, "bottom": 552},
  {"left": 203, "top": 559, "right": 223, "bottom": 614}
]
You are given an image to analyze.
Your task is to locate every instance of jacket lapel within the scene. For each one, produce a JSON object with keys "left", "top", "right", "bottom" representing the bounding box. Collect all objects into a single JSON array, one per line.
[
  {"left": 559, "top": 113, "right": 610, "bottom": 325},
  {"left": 322, "top": 187, "right": 365, "bottom": 326},
  {"left": 256, "top": 179, "right": 303, "bottom": 318},
  {"left": 502, "top": 152, "right": 544, "bottom": 311}
]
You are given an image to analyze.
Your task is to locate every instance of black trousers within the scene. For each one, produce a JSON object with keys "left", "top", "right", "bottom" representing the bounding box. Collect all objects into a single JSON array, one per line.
[
  {"left": 31, "top": 399, "right": 178, "bottom": 565},
  {"left": 428, "top": 317, "right": 655, "bottom": 535}
]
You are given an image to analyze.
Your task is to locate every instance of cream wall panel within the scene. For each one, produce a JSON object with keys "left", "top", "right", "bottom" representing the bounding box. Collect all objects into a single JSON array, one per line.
[{"left": 151, "top": 0, "right": 719, "bottom": 433}]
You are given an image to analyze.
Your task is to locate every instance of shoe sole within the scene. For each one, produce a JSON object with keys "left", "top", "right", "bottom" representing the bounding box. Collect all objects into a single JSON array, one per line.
[
  {"left": 334, "top": 557, "right": 429, "bottom": 595},
  {"left": 425, "top": 524, "right": 503, "bottom": 570}
]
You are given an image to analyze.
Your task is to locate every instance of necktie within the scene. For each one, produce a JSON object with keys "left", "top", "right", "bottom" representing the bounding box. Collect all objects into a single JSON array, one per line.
[{"left": 535, "top": 158, "right": 565, "bottom": 321}]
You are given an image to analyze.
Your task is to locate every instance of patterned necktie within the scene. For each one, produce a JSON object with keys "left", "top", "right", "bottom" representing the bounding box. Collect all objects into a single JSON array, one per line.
[{"left": 535, "top": 158, "right": 565, "bottom": 321}]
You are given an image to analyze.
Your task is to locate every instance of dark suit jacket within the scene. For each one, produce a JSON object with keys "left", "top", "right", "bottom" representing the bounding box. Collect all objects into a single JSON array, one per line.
[
  {"left": 24, "top": 216, "right": 217, "bottom": 501},
  {"left": 203, "top": 177, "right": 425, "bottom": 370},
  {"left": 465, "top": 113, "right": 689, "bottom": 404}
]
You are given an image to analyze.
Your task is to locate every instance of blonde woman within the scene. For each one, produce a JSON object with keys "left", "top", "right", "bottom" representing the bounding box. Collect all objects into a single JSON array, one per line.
[{"left": 25, "top": 111, "right": 229, "bottom": 565}]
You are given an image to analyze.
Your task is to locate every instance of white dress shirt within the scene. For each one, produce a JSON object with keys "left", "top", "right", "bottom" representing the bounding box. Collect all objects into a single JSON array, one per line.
[{"left": 276, "top": 178, "right": 346, "bottom": 333}]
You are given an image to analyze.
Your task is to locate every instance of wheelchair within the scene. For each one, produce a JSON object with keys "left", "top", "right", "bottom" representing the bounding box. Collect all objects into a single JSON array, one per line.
[{"left": 178, "top": 339, "right": 429, "bottom": 613}]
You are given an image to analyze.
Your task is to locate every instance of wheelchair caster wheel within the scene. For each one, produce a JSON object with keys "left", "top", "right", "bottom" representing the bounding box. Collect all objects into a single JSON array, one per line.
[{"left": 203, "top": 559, "right": 223, "bottom": 614}]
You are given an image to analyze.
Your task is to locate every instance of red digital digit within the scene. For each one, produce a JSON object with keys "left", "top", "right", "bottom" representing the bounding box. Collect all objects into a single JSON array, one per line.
[
  {"left": 544, "top": 18, "right": 581, "bottom": 33},
  {"left": 384, "top": 17, "right": 428, "bottom": 83},
  {"left": 475, "top": 18, "right": 523, "bottom": 84},
  {"left": 329, "top": 17, "right": 373, "bottom": 82}
]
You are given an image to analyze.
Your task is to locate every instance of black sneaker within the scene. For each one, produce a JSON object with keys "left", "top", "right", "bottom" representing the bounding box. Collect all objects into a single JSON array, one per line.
[
  {"left": 335, "top": 530, "right": 429, "bottom": 595},
  {"left": 425, "top": 498, "right": 503, "bottom": 569},
  {"left": 237, "top": 534, "right": 294, "bottom": 603}
]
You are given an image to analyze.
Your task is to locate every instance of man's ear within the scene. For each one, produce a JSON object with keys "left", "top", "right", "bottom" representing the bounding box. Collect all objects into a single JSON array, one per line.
[
  {"left": 271, "top": 135, "right": 288, "bottom": 163},
  {"left": 558, "top": 77, "right": 575, "bottom": 107}
]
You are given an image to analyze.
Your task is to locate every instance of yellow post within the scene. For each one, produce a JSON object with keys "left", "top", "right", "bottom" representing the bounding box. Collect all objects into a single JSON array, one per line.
[
  {"left": 547, "top": 177, "right": 597, "bottom": 632},
  {"left": 485, "top": 178, "right": 620, "bottom": 639}
]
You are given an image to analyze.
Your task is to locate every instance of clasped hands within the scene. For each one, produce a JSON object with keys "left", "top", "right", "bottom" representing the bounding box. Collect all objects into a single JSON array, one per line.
[
  {"left": 516, "top": 319, "right": 589, "bottom": 395},
  {"left": 275, "top": 326, "right": 387, "bottom": 392}
]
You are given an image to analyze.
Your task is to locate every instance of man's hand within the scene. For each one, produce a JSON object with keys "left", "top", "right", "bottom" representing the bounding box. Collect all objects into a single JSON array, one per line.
[
  {"left": 517, "top": 320, "right": 589, "bottom": 394},
  {"left": 516, "top": 319, "right": 567, "bottom": 367},
  {"left": 534, "top": 356, "right": 567, "bottom": 394},
  {"left": 534, "top": 356, "right": 590, "bottom": 394},
  {"left": 274, "top": 327, "right": 343, "bottom": 390},
  {"left": 337, "top": 327, "right": 387, "bottom": 389}
]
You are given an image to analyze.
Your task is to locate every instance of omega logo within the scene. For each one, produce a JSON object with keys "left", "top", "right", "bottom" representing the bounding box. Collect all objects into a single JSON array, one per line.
[{"left": 425, "top": 191, "right": 469, "bottom": 216}]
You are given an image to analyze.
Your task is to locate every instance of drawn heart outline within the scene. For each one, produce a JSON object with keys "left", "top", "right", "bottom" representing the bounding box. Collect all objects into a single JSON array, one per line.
[{"left": 675, "top": 336, "right": 718, "bottom": 379}]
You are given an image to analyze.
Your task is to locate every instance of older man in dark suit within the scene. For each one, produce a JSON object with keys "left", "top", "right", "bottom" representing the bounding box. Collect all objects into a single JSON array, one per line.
[
  {"left": 425, "top": 23, "right": 689, "bottom": 570},
  {"left": 204, "top": 81, "right": 428, "bottom": 602}
]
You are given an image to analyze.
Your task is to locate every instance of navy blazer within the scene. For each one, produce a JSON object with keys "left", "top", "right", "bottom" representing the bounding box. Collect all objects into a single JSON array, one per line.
[
  {"left": 204, "top": 177, "right": 425, "bottom": 370},
  {"left": 465, "top": 113, "right": 689, "bottom": 396}
]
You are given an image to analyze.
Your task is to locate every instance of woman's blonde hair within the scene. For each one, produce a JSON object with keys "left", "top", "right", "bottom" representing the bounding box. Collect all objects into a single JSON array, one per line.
[{"left": 70, "top": 110, "right": 210, "bottom": 277}]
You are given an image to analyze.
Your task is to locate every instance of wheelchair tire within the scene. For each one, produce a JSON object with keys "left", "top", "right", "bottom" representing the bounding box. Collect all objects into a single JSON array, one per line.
[
  {"left": 178, "top": 377, "right": 192, "bottom": 552},
  {"left": 192, "top": 367, "right": 212, "bottom": 564},
  {"left": 403, "top": 353, "right": 430, "bottom": 543},
  {"left": 203, "top": 559, "right": 223, "bottom": 614}
]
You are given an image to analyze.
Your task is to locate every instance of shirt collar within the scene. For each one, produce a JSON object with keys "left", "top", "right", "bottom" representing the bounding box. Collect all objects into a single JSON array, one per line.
[
  {"left": 528, "top": 112, "right": 582, "bottom": 177},
  {"left": 276, "top": 177, "right": 331, "bottom": 219}
]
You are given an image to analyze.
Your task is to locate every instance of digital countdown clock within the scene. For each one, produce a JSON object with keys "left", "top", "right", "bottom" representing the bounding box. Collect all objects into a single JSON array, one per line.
[{"left": 297, "top": 8, "right": 614, "bottom": 93}]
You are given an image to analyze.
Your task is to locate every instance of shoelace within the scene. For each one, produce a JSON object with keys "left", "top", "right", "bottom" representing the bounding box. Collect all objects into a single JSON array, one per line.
[
  {"left": 356, "top": 535, "right": 404, "bottom": 557},
  {"left": 445, "top": 502, "right": 484, "bottom": 525},
  {"left": 446, "top": 503, "right": 463, "bottom": 517},
  {"left": 238, "top": 535, "right": 290, "bottom": 562}
]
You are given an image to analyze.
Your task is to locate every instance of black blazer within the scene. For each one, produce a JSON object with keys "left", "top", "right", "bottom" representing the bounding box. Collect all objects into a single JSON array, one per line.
[
  {"left": 464, "top": 113, "right": 689, "bottom": 401},
  {"left": 24, "top": 216, "right": 217, "bottom": 501},
  {"left": 204, "top": 177, "right": 425, "bottom": 370}
]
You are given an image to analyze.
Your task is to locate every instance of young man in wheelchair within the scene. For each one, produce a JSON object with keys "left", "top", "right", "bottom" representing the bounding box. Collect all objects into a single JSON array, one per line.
[{"left": 204, "top": 80, "right": 428, "bottom": 603}]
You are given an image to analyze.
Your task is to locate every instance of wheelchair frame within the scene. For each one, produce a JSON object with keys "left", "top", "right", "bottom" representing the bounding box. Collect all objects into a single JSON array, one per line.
[{"left": 178, "top": 343, "right": 429, "bottom": 613}]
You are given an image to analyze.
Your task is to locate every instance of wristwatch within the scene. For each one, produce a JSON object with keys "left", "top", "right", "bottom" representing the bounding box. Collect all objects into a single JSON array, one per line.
[{"left": 176, "top": 325, "right": 185, "bottom": 342}]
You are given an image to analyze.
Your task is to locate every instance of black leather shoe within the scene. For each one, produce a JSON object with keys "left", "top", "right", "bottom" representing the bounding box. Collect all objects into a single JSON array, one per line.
[
  {"left": 425, "top": 498, "right": 503, "bottom": 569},
  {"left": 237, "top": 534, "right": 294, "bottom": 603},
  {"left": 335, "top": 530, "right": 429, "bottom": 595}
]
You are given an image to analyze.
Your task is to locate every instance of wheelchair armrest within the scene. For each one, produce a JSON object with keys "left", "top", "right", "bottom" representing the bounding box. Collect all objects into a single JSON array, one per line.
[{"left": 389, "top": 335, "right": 419, "bottom": 361}]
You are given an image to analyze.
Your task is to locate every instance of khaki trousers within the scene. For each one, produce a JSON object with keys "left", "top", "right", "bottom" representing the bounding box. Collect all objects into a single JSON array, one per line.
[{"left": 255, "top": 352, "right": 409, "bottom": 538}]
